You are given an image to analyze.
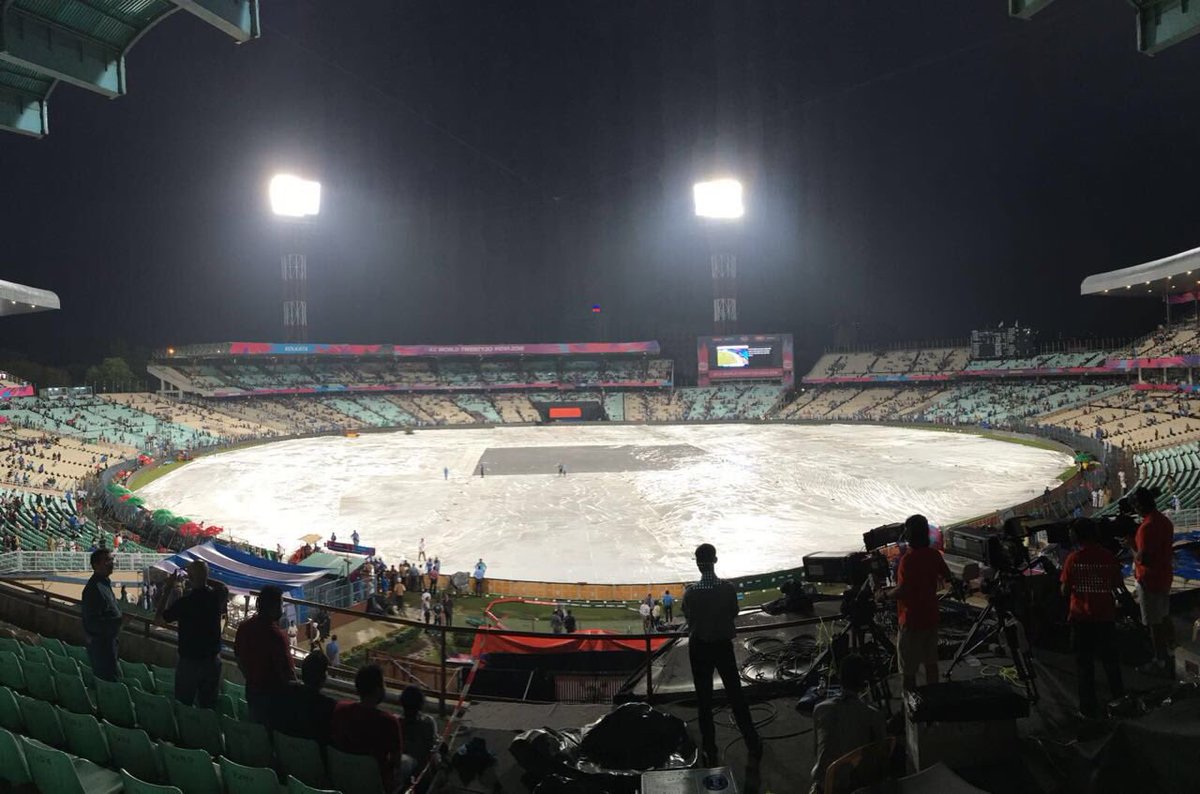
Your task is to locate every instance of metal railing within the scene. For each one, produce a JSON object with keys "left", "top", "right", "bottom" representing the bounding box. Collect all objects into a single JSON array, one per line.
[{"left": 0, "top": 551, "right": 168, "bottom": 576}]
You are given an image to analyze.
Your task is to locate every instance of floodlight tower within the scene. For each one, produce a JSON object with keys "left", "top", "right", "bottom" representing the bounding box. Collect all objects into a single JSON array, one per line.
[
  {"left": 269, "top": 174, "right": 322, "bottom": 343},
  {"left": 693, "top": 178, "right": 744, "bottom": 335}
]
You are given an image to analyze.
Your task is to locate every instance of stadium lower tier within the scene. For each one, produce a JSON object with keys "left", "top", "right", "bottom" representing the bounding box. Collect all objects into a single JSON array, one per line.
[{"left": 6, "top": 379, "right": 1200, "bottom": 506}]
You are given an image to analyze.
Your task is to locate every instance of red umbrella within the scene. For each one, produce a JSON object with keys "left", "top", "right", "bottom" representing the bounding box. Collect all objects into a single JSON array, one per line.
[
  {"left": 201, "top": 525, "right": 223, "bottom": 537},
  {"left": 178, "top": 521, "right": 201, "bottom": 537},
  {"left": 118, "top": 494, "right": 132, "bottom": 503}
]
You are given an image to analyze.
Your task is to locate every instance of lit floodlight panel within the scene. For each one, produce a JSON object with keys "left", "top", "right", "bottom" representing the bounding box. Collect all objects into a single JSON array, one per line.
[
  {"left": 269, "top": 174, "right": 322, "bottom": 217},
  {"left": 693, "top": 179, "right": 744, "bottom": 219}
]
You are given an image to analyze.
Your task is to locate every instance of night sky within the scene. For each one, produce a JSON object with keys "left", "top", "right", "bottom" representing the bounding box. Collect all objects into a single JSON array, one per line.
[{"left": 2, "top": 1, "right": 1199, "bottom": 371}]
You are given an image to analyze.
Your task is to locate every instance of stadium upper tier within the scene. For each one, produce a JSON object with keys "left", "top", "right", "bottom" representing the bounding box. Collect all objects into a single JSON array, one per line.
[{"left": 149, "top": 357, "right": 675, "bottom": 397}]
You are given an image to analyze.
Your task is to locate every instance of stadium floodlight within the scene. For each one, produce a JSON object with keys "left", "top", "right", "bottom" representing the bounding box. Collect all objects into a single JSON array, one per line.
[
  {"left": 269, "top": 174, "right": 322, "bottom": 218},
  {"left": 693, "top": 178, "right": 744, "bottom": 219}
]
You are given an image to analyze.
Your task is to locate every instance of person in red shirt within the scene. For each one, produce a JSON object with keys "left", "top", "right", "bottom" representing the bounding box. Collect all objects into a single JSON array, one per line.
[
  {"left": 233, "top": 585, "right": 295, "bottom": 724},
  {"left": 880, "top": 514, "right": 951, "bottom": 691},
  {"left": 1127, "top": 488, "right": 1175, "bottom": 674},
  {"left": 1059, "top": 518, "right": 1124, "bottom": 717},
  {"left": 331, "top": 664, "right": 410, "bottom": 791}
]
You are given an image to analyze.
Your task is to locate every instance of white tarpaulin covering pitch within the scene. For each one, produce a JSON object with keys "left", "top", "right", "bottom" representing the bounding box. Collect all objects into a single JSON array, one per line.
[{"left": 137, "top": 424, "right": 1072, "bottom": 583}]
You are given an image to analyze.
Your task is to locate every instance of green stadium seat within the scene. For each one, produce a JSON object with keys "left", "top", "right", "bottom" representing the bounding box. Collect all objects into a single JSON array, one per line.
[
  {"left": 0, "top": 637, "right": 24, "bottom": 658},
  {"left": 55, "top": 670, "right": 95, "bottom": 715},
  {"left": 122, "top": 769, "right": 185, "bottom": 794},
  {"left": 216, "top": 693, "right": 237, "bottom": 720},
  {"left": 48, "top": 652, "right": 81, "bottom": 677},
  {"left": 221, "top": 713, "right": 273, "bottom": 769},
  {"left": 58, "top": 708, "right": 111, "bottom": 766},
  {"left": 133, "top": 688, "right": 179, "bottom": 743},
  {"left": 21, "top": 644, "right": 50, "bottom": 667},
  {"left": 0, "top": 650, "right": 25, "bottom": 691},
  {"left": 176, "top": 702, "right": 223, "bottom": 755},
  {"left": 0, "top": 685, "right": 23, "bottom": 732},
  {"left": 326, "top": 746, "right": 386, "bottom": 794},
  {"left": 20, "top": 734, "right": 122, "bottom": 794},
  {"left": 39, "top": 638, "right": 66, "bottom": 657},
  {"left": 221, "top": 680, "right": 246, "bottom": 701},
  {"left": 65, "top": 644, "right": 90, "bottom": 669},
  {"left": 152, "top": 664, "right": 176, "bottom": 696},
  {"left": 120, "top": 660, "right": 156, "bottom": 692},
  {"left": 160, "top": 742, "right": 222, "bottom": 794},
  {"left": 285, "top": 776, "right": 340, "bottom": 794},
  {"left": 103, "top": 721, "right": 166, "bottom": 784},
  {"left": 274, "top": 732, "right": 328, "bottom": 788},
  {"left": 23, "top": 660, "right": 57, "bottom": 703},
  {"left": 95, "top": 679, "right": 137, "bottom": 728},
  {"left": 236, "top": 697, "right": 249, "bottom": 722},
  {"left": 18, "top": 693, "right": 66, "bottom": 748},
  {"left": 219, "top": 756, "right": 282, "bottom": 794},
  {"left": 0, "top": 726, "right": 32, "bottom": 787}
]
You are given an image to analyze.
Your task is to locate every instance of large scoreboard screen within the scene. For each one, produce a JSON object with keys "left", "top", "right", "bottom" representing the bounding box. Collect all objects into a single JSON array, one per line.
[{"left": 698, "top": 334, "right": 794, "bottom": 386}]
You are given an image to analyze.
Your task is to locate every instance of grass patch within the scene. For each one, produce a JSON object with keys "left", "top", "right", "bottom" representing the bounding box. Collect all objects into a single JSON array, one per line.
[
  {"left": 341, "top": 625, "right": 424, "bottom": 669},
  {"left": 1058, "top": 465, "right": 1079, "bottom": 482},
  {"left": 126, "top": 460, "right": 192, "bottom": 490}
]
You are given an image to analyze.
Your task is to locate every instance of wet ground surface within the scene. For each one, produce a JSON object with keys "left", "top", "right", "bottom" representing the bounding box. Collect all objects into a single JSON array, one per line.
[{"left": 138, "top": 423, "right": 1071, "bottom": 583}]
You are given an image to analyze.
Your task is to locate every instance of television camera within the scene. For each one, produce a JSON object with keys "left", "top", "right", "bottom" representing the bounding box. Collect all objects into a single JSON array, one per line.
[{"left": 794, "top": 523, "right": 909, "bottom": 712}]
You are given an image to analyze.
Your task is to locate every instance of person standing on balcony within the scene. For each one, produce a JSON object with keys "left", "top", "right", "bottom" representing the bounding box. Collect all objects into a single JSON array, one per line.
[
  {"left": 155, "top": 560, "right": 229, "bottom": 707},
  {"left": 681, "top": 543, "right": 761, "bottom": 765},
  {"left": 81, "top": 547, "right": 124, "bottom": 681}
]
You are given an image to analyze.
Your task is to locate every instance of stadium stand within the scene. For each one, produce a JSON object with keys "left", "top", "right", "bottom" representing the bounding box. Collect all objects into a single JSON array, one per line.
[
  {"left": 916, "top": 381, "right": 1112, "bottom": 425},
  {"left": 1037, "top": 387, "right": 1200, "bottom": 452},
  {"left": 805, "top": 346, "right": 969, "bottom": 378}
]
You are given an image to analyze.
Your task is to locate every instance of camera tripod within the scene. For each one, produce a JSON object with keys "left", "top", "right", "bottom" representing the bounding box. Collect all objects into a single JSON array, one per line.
[
  {"left": 796, "top": 577, "right": 896, "bottom": 714},
  {"left": 944, "top": 580, "right": 1038, "bottom": 703}
]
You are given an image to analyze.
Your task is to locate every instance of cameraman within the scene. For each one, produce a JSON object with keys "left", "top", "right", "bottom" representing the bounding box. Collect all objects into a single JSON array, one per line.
[
  {"left": 1059, "top": 518, "right": 1123, "bottom": 718},
  {"left": 1127, "top": 488, "right": 1175, "bottom": 675},
  {"left": 879, "top": 514, "right": 951, "bottom": 691}
]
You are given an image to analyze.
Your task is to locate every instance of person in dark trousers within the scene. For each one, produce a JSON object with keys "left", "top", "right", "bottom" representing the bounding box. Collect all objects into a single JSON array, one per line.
[
  {"left": 234, "top": 585, "right": 296, "bottom": 724},
  {"left": 81, "top": 547, "right": 123, "bottom": 681},
  {"left": 662, "top": 590, "right": 674, "bottom": 623},
  {"left": 271, "top": 650, "right": 337, "bottom": 744},
  {"left": 1061, "top": 518, "right": 1125, "bottom": 717},
  {"left": 563, "top": 609, "right": 577, "bottom": 633},
  {"left": 155, "top": 560, "right": 229, "bottom": 707},
  {"left": 681, "top": 543, "right": 761, "bottom": 765}
]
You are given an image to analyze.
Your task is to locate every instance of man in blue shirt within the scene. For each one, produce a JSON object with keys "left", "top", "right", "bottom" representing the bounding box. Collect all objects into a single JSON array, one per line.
[
  {"left": 81, "top": 548, "right": 123, "bottom": 681},
  {"left": 473, "top": 559, "right": 487, "bottom": 595},
  {"left": 325, "top": 634, "right": 341, "bottom": 668},
  {"left": 662, "top": 590, "right": 675, "bottom": 623}
]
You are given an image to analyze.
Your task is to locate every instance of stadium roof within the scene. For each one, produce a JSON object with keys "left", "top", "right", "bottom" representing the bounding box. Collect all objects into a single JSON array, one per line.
[
  {"left": 0, "top": 278, "right": 60, "bottom": 315},
  {"left": 0, "top": 0, "right": 260, "bottom": 138},
  {"left": 1080, "top": 244, "right": 1200, "bottom": 298}
]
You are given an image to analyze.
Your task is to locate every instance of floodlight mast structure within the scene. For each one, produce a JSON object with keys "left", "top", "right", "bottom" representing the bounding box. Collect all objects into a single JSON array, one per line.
[
  {"left": 269, "top": 175, "right": 322, "bottom": 343},
  {"left": 694, "top": 179, "right": 744, "bottom": 335}
]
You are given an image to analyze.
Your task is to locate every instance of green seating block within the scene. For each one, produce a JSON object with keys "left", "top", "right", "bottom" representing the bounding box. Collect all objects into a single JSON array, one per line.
[
  {"left": 0, "top": 725, "right": 32, "bottom": 786},
  {"left": 55, "top": 670, "right": 95, "bottom": 715},
  {"left": 221, "top": 713, "right": 273, "bottom": 769},
  {"left": 58, "top": 708, "right": 111, "bottom": 765},
  {"left": 20, "top": 734, "right": 122, "bottom": 794},
  {"left": 0, "top": 650, "right": 25, "bottom": 691},
  {"left": 121, "top": 769, "right": 185, "bottom": 794},
  {"left": 176, "top": 702, "right": 223, "bottom": 756},
  {"left": 219, "top": 756, "right": 282, "bottom": 794},
  {"left": 0, "top": 686, "right": 23, "bottom": 733},
  {"left": 23, "top": 659, "right": 58, "bottom": 703},
  {"left": 132, "top": 688, "right": 179, "bottom": 743},
  {"left": 327, "top": 746, "right": 386, "bottom": 794},
  {"left": 274, "top": 732, "right": 328, "bottom": 788},
  {"left": 18, "top": 693, "right": 65, "bottom": 748},
  {"left": 103, "top": 721, "right": 166, "bottom": 784},
  {"left": 160, "top": 742, "right": 223, "bottom": 794},
  {"left": 96, "top": 679, "right": 137, "bottom": 728}
]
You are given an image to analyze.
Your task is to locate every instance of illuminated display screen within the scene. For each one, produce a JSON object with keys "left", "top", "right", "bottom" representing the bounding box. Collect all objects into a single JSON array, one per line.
[{"left": 548, "top": 406, "right": 583, "bottom": 419}]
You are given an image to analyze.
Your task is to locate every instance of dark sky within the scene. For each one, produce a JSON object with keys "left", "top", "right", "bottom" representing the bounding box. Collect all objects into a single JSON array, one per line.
[{"left": 2, "top": 0, "right": 1198, "bottom": 369}]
